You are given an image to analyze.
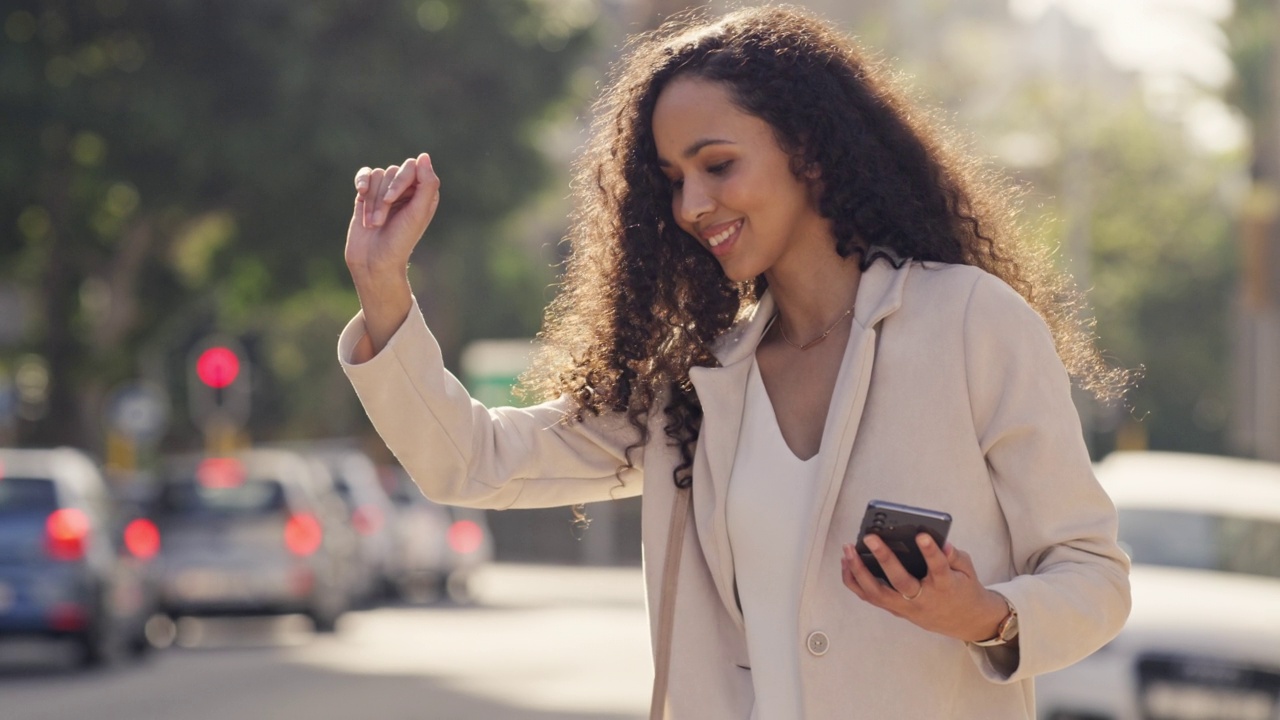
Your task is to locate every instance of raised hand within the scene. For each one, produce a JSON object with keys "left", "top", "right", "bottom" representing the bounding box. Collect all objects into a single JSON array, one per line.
[
  {"left": 345, "top": 153, "right": 441, "bottom": 280},
  {"left": 344, "top": 153, "right": 441, "bottom": 361}
]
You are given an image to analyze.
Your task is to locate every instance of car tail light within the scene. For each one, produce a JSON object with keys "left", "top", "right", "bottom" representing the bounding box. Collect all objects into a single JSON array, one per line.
[
  {"left": 351, "top": 504, "right": 383, "bottom": 536},
  {"left": 447, "top": 519, "right": 484, "bottom": 555},
  {"left": 124, "top": 518, "right": 161, "bottom": 560},
  {"left": 45, "top": 508, "right": 91, "bottom": 561},
  {"left": 197, "top": 457, "right": 245, "bottom": 488},
  {"left": 47, "top": 602, "right": 88, "bottom": 631},
  {"left": 289, "top": 566, "right": 315, "bottom": 597},
  {"left": 284, "top": 513, "right": 323, "bottom": 556}
]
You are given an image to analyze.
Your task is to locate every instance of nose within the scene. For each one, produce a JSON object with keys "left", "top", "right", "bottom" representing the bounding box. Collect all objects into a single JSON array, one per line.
[{"left": 678, "top": 176, "right": 714, "bottom": 226}]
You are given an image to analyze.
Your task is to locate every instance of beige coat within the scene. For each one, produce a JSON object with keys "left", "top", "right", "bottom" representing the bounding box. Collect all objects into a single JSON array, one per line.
[{"left": 338, "top": 259, "right": 1131, "bottom": 719}]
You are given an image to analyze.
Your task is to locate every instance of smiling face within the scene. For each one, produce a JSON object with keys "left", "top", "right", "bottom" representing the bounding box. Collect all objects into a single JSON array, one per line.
[{"left": 652, "top": 75, "right": 832, "bottom": 283}]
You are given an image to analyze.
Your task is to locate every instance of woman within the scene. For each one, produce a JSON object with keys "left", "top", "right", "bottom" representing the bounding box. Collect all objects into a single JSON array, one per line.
[{"left": 339, "top": 6, "right": 1130, "bottom": 719}]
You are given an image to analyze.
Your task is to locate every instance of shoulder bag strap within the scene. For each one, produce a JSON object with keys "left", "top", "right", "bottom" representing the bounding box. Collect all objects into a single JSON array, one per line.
[{"left": 649, "top": 485, "right": 691, "bottom": 720}]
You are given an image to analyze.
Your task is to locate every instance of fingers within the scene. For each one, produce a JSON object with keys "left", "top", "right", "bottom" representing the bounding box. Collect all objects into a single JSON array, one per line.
[
  {"left": 353, "top": 155, "right": 440, "bottom": 230},
  {"left": 841, "top": 544, "right": 904, "bottom": 616},
  {"left": 918, "top": 533, "right": 953, "bottom": 591},
  {"left": 406, "top": 153, "right": 441, "bottom": 223},
  {"left": 946, "top": 544, "right": 977, "bottom": 578},
  {"left": 354, "top": 167, "right": 372, "bottom": 193},
  {"left": 380, "top": 157, "right": 418, "bottom": 217},
  {"left": 370, "top": 164, "right": 400, "bottom": 226},
  {"left": 359, "top": 168, "right": 386, "bottom": 227},
  {"left": 862, "top": 534, "right": 921, "bottom": 598},
  {"left": 841, "top": 546, "right": 870, "bottom": 599}
]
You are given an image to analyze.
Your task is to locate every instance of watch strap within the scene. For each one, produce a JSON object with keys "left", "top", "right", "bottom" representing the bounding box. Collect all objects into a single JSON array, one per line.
[{"left": 971, "top": 595, "right": 1018, "bottom": 647}]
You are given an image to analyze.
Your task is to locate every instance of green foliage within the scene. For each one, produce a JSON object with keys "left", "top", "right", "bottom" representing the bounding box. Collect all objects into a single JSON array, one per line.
[
  {"left": 887, "top": 10, "right": 1242, "bottom": 455},
  {"left": 0, "top": 0, "right": 594, "bottom": 447},
  {"left": 996, "top": 93, "right": 1238, "bottom": 454},
  {"left": 1223, "top": 0, "right": 1275, "bottom": 123},
  {"left": 1081, "top": 107, "right": 1237, "bottom": 453}
]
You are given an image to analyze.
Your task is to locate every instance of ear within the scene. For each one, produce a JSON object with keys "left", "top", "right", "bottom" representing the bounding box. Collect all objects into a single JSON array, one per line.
[{"left": 802, "top": 162, "right": 824, "bottom": 202}]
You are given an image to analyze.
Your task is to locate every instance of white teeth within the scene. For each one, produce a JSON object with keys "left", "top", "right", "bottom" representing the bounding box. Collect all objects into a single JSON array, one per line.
[{"left": 707, "top": 220, "right": 741, "bottom": 247}]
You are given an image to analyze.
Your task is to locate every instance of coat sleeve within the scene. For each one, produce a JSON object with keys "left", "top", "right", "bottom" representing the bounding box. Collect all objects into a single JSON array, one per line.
[
  {"left": 337, "top": 301, "right": 644, "bottom": 510},
  {"left": 960, "top": 273, "right": 1131, "bottom": 683}
]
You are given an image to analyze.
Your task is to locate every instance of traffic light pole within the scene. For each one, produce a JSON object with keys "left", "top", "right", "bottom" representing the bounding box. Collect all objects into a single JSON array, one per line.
[{"left": 202, "top": 417, "right": 246, "bottom": 456}]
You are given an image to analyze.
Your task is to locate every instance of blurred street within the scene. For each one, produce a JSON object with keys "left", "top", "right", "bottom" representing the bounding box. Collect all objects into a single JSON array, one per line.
[
  {"left": 3, "top": 1, "right": 1279, "bottom": 718},
  {"left": 0, "top": 564, "right": 652, "bottom": 720}
]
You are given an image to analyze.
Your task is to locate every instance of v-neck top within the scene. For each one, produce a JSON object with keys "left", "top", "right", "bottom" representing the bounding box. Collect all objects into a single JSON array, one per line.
[{"left": 726, "top": 357, "right": 826, "bottom": 720}]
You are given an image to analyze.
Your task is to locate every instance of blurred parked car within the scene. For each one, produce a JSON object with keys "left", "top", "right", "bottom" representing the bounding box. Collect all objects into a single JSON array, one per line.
[
  {"left": 107, "top": 475, "right": 166, "bottom": 653},
  {"left": 1036, "top": 452, "right": 1280, "bottom": 720},
  {"left": 0, "top": 447, "right": 159, "bottom": 666},
  {"left": 378, "top": 464, "right": 494, "bottom": 603},
  {"left": 280, "top": 445, "right": 398, "bottom": 605},
  {"left": 151, "top": 450, "right": 349, "bottom": 632},
  {"left": 295, "top": 455, "right": 364, "bottom": 610}
]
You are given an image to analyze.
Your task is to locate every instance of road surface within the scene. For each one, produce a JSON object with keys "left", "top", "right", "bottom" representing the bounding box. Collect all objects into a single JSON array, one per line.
[{"left": 0, "top": 564, "right": 653, "bottom": 720}]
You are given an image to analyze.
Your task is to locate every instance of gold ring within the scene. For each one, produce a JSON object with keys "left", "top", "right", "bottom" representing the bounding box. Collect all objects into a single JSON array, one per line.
[{"left": 901, "top": 584, "right": 923, "bottom": 601}]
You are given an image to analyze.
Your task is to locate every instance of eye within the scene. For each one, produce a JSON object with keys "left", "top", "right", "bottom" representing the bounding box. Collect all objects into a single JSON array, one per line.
[
  {"left": 708, "top": 160, "right": 733, "bottom": 175},
  {"left": 669, "top": 177, "right": 684, "bottom": 190}
]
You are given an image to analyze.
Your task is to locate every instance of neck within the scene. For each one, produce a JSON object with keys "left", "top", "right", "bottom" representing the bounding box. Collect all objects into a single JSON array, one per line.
[{"left": 765, "top": 253, "right": 862, "bottom": 342}]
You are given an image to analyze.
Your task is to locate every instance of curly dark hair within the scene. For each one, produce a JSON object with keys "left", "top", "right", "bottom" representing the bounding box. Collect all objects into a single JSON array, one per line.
[{"left": 520, "top": 5, "right": 1127, "bottom": 490}]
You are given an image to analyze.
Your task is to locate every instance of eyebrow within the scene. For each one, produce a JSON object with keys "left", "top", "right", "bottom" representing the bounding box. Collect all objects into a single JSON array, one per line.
[{"left": 656, "top": 138, "right": 735, "bottom": 167}]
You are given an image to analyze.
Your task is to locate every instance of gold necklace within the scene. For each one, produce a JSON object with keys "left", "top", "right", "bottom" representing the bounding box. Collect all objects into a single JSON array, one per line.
[{"left": 777, "top": 304, "right": 855, "bottom": 351}]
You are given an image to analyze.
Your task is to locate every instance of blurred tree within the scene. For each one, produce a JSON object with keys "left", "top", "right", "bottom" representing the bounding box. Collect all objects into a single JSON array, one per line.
[
  {"left": 867, "top": 4, "right": 1241, "bottom": 455},
  {"left": 0, "top": 0, "right": 596, "bottom": 449},
  {"left": 1055, "top": 101, "right": 1236, "bottom": 455},
  {"left": 1224, "top": 0, "right": 1277, "bottom": 134},
  {"left": 983, "top": 91, "right": 1239, "bottom": 456}
]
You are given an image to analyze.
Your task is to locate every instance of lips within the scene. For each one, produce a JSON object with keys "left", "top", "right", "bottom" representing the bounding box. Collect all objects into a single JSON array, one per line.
[{"left": 700, "top": 219, "right": 743, "bottom": 257}]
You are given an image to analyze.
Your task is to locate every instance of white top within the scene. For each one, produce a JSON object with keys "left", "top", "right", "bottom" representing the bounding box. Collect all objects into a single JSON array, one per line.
[{"left": 727, "top": 357, "right": 826, "bottom": 720}]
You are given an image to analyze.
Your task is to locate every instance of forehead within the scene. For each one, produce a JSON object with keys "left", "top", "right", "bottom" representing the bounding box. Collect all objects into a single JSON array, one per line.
[{"left": 651, "top": 76, "right": 774, "bottom": 158}]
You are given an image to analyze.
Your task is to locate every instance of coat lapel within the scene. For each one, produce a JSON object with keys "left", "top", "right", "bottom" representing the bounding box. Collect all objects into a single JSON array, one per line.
[
  {"left": 687, "top": 292, "right": 776, "bottom": 629},
  {"left": 685, "top": 258, "right": 910, "bottom": 629},
  {"left": 798, "top": 260, "right": 909, "bottom": 607}
]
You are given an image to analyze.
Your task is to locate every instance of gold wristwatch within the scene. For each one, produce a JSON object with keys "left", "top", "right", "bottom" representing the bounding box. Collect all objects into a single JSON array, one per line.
[{"left": 972, "top": 595, "right": 1019, "bottom": 647}]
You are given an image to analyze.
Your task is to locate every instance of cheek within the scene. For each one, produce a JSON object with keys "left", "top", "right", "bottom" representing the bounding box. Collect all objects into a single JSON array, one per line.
[{"left": 716, "top": 174, "right": 751, "bottom": 212}]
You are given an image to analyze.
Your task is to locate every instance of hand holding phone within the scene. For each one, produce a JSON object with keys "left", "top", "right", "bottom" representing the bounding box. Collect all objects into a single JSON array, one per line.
[{"left": 854, "top": 500, "right": 952, "bottom": 589}]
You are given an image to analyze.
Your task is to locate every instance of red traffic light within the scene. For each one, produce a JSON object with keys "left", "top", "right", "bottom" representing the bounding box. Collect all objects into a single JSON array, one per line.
[{"left": 195, "top": 347, "right": 240, "bottom": 389}]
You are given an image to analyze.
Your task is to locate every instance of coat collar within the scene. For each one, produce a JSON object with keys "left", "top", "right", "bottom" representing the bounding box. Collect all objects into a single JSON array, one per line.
[
  {"left": 686, "top": 255, "right": 911, "bottom": 627},
  {"left": 706, "top": 250, "right": 910, "bottom": 367}
]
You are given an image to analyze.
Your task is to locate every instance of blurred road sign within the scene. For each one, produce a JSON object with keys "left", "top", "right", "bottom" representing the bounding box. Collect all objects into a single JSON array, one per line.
[
  {"left": 106, "top": 380, "right": 170, "bottom": 443},
  {"left": 460, "top": 339, "right": 537, "bottom": 408}
]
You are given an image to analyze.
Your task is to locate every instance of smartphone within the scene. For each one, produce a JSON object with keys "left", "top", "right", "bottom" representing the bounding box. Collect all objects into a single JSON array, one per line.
[{"left": 854, "top": 500, "right": 952, "bottom": 588}]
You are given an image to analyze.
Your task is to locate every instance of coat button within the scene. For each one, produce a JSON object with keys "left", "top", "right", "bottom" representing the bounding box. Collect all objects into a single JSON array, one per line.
[{"left": 806, "top": 631, "right": 829, "bottom": 656}]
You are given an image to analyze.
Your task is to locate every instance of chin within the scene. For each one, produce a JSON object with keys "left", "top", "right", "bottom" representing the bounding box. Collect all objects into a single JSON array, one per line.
[{"left": 715, "top": 259, "right": 760, "bottom": 284}]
